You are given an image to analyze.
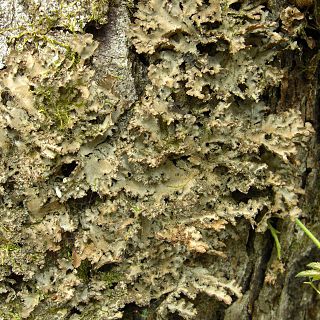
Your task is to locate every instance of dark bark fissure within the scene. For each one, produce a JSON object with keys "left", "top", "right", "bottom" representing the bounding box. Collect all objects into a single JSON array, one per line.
[
  {"left": 242, "top": 227, "right": 256, "bottom": 293},
  {"left": 246, "top": 232, "right": 274, "bottom": 318},
  {"left": 314, "top": 63, "right": 320, "bottom": 142}
]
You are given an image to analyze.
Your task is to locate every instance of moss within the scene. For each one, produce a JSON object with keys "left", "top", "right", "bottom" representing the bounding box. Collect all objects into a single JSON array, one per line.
[
  {"left": 21, "top": 0, "right": 109, "bottom": 34},
  {"left": 10, "top": 313, "right": 22, "bottom": 320},
  {"left": 0, "top": 242, "right": 21, "bottom": 265},
  {"left": 77, "top": 259, "right": 92, "bottom": 283},
  {"left": 59, "top": 242, "right": 73, "bottom": 260},
  {"left": 90, "top": 0, "right": 110, "bottom": 24},
  {"left": 33, "top": 81, "right": 85, "bottom": 130},
  {"left": 0, "top": 312, "right": 22, "bottom": 320},
  {"left": 131, "top": 206, "right": 142, "bottom": 214},
  {"left": 0, "top": 300, "right": 23, "bottom": 320},
  {"left": 101, "top": 270, "right": 122, "bottom": 289}
]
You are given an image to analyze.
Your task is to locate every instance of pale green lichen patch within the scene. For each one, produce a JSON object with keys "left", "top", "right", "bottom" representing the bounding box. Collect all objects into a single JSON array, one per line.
[
  {"left": 0, "top": 32, "right": 118, "bottom": 149},
  {"left": 130, "top": 0, "right": 290, "bottom": 102}
]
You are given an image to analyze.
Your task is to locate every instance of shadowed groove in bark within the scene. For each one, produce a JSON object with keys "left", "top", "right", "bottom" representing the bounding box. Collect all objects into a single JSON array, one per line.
[
  {"left": 242, "top": 227, "right": 256, "bottom": 293},
  {"left": 247, "top": 232, "right": 274, "bottom": 319}
]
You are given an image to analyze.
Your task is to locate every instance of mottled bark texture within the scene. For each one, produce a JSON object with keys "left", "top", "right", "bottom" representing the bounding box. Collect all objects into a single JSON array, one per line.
[{"left": 0, "top": 0, "right": 319, "bottom": 319}]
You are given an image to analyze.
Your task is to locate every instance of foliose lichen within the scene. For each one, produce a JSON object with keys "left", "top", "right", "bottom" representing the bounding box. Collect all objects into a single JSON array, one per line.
[{"left": 0, "top": 0, "right": 314, "bottom": 319}]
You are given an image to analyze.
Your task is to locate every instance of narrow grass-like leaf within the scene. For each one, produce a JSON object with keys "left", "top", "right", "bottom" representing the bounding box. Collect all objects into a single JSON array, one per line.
[
  {"left": 268, "top": 221, "right": 281, "bottom": 260},
  {"left": 296, "top": 269, "right": 320, "bottom": 281},
  {"left": 307, "top": 262, "right": 320, "bottom": 271},
  {"left": 295, "top": 218, "right": 320, "bottom": 250}
]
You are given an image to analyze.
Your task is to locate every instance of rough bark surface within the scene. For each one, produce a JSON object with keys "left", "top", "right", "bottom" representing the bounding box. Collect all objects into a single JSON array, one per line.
[{"left": 0, "top": 0, "right": 319, "bottom": 319}]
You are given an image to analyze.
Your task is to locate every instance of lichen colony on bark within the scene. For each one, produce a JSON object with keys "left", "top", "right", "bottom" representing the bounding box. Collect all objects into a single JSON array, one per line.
[{"left": 0, "top": 0, "right": 316, "bottom": 319}]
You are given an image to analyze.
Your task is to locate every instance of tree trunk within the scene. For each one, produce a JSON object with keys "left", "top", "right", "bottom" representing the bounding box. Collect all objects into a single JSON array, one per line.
[{"left": 0, "top": 0, "right": 319, "bottom": 319}]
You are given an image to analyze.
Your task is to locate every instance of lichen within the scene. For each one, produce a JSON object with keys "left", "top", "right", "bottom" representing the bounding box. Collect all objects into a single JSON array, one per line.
[
  {"left": 0, "top": 0, "right": 314, "bottom": 319},
  {"left": 130, "top": 0, "right": 290, "bottom": 102},
  {"left": 0, "top": 0, "right": 110, "bottom": 69}
]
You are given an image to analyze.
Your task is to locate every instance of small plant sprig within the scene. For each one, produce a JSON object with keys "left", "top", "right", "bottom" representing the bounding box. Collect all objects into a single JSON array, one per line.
[
  {"left": 295, "top": 218, "right": 320, "bottom": 294},
  {"left": 268, "top": 221, "right": 281, "bottom": 260}
]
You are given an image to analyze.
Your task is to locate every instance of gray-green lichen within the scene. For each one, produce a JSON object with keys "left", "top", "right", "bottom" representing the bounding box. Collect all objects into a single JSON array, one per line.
[{"left": 0, "top": 0, "right": 314, "bottom": 319}]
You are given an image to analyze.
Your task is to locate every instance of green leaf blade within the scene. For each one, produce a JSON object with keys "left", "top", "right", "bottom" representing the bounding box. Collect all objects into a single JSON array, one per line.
[{"left": 296, "top": 269, "right": 320, "bottom": 281}]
